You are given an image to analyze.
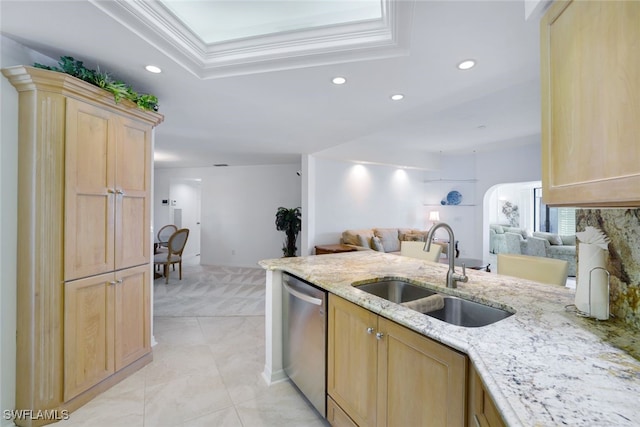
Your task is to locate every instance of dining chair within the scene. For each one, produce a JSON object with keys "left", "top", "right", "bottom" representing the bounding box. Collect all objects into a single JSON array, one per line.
[
  {"left": 156, "top": 224, "right": 178, "bottom": 252},
  {"left": 400, "top": 241, "right": 443, "bottom": 262},
  {"left": 154, "top": 228, "right": 190, "bottom": 284},
  {"left": 497, "top": 253, "right": 569, "bottom": 286}
]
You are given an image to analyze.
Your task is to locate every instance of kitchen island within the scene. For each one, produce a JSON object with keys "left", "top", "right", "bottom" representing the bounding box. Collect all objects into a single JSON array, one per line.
[{"left": 259, "top": 251, "right": 640, "bottom": 426}]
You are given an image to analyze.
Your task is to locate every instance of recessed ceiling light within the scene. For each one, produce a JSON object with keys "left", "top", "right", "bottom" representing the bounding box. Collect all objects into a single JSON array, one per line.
[
  {"left": 390, "top": 94, "right": 404, "bottom": 101},
  {"left": 145, "top": 65, "right": 162, "bottom": 73},
  {"left": 332, "top": 76, "right": 347, "bottom": 85},
  {"left": 457, "top": 60, "right": 476, "bottom": 70}
]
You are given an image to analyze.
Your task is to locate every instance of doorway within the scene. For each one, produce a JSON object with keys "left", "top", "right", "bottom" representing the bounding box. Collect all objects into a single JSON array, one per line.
[{"left": 169, "top": 178, "right": 202, "bottom": 262}]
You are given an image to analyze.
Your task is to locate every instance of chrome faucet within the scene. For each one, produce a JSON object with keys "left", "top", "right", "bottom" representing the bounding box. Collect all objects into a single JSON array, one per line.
[{"left": 425, "top": 222, "right": 468, "bottom": 288}]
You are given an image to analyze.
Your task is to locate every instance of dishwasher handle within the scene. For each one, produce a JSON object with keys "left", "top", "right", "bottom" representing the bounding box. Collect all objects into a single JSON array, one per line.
[{"left": 283, "top": 281, "right": 323, "bottom": 306}]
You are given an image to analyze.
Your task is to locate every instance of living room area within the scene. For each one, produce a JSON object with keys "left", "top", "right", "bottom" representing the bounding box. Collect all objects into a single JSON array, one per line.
[{"left": 486, "top": 180, "right": 577, "bottom": 279}]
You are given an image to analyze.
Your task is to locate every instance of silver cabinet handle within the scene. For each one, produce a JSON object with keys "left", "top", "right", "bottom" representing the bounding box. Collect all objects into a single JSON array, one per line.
[
  {"left": 283, "top": 281, "right": 322, "bottom": 306},
  {"left": 366, "top": 327, "right": 375, "bottom": 334},
  {"left": 376, "top": 332, "right": 384, "bottom": 340},
  {"left": 107, "top": 188, "right": 116, "bottom": 194},
  {"left": 115, "top": 189, "right": 125, "bottom": 195},
  {"left": 109, "top": 281, "right": 117, "bottom": 286}
]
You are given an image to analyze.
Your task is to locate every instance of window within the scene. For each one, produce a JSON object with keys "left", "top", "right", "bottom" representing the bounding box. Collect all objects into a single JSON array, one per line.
[{"left": 534, "top": 187, "right": 576, "bottom": 234}]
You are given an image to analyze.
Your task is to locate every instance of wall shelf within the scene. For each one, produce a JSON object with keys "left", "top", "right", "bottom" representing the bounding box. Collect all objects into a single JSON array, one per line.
[{"left": 424, "top": 179, "right": 477, "bottom": 206}]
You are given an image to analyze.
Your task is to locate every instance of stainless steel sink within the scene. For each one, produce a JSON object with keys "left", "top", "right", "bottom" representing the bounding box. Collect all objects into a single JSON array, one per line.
[
  {"left": 423, "top": 296, "right": 513, "bottom": 327},
  {"left": 354, "top": 280, "right": 436, "bottom": 303}
]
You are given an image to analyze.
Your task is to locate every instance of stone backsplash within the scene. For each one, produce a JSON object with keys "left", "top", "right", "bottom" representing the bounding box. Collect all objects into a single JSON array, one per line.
[{"left": 576, "top": 209, "right": 640, "bottom": 330}]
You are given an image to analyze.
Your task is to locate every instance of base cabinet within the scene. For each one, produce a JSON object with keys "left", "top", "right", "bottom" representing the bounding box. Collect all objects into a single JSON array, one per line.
[
  {"left": 327, "top": 396, "right": 359, "bottom": 427},
  {"left": 328, "top": 294, "right": 467, "bottom": 427},
  {"left": 468, "top": 365, "right": 506, "bottom": 427},
  {"left": 64, "top": 265, "right": 151, "bottom": 401}
]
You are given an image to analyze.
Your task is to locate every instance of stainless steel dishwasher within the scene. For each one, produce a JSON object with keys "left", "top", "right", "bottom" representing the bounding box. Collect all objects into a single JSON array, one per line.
[{"left": 282, "top": 272, "right": 327, "bottom": 417}]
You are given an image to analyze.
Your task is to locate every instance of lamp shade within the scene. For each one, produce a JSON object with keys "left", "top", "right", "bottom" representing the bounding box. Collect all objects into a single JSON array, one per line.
[{"left": 428, "top": 211, "right": 440, "bottom": 222}]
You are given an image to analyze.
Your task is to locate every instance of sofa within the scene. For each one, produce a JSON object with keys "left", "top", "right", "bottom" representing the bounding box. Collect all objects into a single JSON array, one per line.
[
  {"left": 489, "top": 224, "right": 529, "bottom": 254},
  {"left": 524, "top": 232, "right": 577, "bottom": 276},
  {"left": 340, "top": 227, "right": 452, "bottom": 257}
]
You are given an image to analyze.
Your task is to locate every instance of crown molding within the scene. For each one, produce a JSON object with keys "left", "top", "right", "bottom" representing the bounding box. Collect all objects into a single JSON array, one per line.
[{"left": 90, "top": 0, "right": 414, "bottom": 79}]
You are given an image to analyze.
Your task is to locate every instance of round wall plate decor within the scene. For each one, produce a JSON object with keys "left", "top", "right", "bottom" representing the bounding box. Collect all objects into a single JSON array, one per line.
[{"left": 446, "top": 190, "right": 462, "bottom": 205}]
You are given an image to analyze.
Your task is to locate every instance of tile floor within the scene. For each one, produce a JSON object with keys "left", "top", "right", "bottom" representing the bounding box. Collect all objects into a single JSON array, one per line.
[{"left": 54, "top": 259, "right": 328, "bottom": 427}]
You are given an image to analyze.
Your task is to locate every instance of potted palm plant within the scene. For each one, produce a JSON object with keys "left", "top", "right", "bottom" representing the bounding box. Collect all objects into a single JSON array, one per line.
[{"left": 275, "top": 207, "right": 302, "bottom": 257}]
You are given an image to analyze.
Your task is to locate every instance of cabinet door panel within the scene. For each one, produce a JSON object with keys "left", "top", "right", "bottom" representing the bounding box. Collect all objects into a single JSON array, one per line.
[
  {"left": 541, "top": 1, "right": 640, "bottom": 206},
  {"left": 378, "top": 318, "right": 467, "bottom": 427},
  {"left": 65, "top": 99, "right": 115, "bottom": 280},
  {"left": 115, "top": 265, "right": 150, "bottom": 369},
  {"left": 328, "top": 294, "right": 378, "bottom": 427},
  {"left": 64, "top": 272, "right": 115, "bottom": 400},
  {"left": 115, "top": 117, "right": 151, "bottom": 269}
]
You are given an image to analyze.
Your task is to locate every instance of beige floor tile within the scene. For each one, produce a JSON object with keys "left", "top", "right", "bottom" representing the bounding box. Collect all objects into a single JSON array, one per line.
[
  {"left": 197, "top": 316, "right": 264, "bottom": 355},
  {"left": 182, "top": 407, "right": 244, "bottom": 427},
  {"left": 153, "top": 316, "right": 207, "bottom": 347},
  {"left": 235, "top": 381, "right": 328, "bottom": 427},
  {"left": 215, "top": 348, "right": 270, "bottom": 405},
  {"left": 144, "top": 344, "right": 219, "bottom": 387},
  {"left": 55, "top": 386, "right": 145, "bottom": 427},
  {"left": 144, "top": 373, "right": 234, "bottom": 427}
]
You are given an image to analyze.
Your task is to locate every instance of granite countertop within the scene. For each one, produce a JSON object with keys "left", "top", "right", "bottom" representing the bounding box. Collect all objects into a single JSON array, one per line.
[{"left": 259, "top": 251, "right": 640, "bottom": 427}]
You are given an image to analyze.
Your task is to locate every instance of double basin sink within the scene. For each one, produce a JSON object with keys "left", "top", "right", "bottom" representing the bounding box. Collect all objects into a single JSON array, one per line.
[{"left": 354, "top": 279, "right": 513, "bottom": 328}]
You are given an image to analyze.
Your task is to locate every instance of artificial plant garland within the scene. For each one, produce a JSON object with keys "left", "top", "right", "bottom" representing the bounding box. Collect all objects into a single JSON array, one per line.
[{"left": 34, "top": 56, "right": 159, "bottom": 112}]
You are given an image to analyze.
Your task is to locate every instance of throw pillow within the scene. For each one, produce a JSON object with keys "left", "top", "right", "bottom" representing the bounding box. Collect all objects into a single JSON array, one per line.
[
  {"left": 373, "top": 228, "right": 401, "bottom": 252},
  {"left": 342, "top": 229, "right": 374, "bottom": 246},
  {"left": 533, "top": 231, "right": 563, "bottom": 245},
  {"left": 356, "top": 234, "right": 371, "bottom": 249},
  {"left": 372, "top": 236, "right": 385, "bottom": 252},
  {"left": 401, "top": 232, "right": 425, "bottom": 242}
]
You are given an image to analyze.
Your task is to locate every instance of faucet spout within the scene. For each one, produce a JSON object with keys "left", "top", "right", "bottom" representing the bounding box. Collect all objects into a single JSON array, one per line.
[{"left": 425, "top": 222, "right": 468, "bottom": 288}]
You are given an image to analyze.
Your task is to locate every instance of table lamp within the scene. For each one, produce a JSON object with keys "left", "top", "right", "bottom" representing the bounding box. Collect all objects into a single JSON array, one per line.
[{"left": 428, "top": 211, "right": 440, "bottom": 227}]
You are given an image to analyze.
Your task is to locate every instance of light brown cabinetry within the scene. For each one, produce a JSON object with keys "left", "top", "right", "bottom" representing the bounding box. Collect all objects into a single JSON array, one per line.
[
  {"left": 2, "top": 66, "right": 162, "bottom": 426},
  {"left": 540, "top": 0, "right": 640, "bottom": 206},
  {"left": 64, "top": 265, "right": 151, "bottom": 400},
  {"left": 468, "top": 364, "right": 506, "bottom": 427},
  {"left": 328, "top": 294, "right": 467, "bottom": 427},
  {"left": 65, "top": 97, "right": 151, "bottom": 281}
]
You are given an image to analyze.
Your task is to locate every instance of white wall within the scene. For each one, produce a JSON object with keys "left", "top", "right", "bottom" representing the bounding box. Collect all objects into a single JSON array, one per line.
[
  {"left": 311, "top": 157, "right": 428, "bottom": 249},
  {"left": 0, "top": 35, "right": 58, "bottom": 427},
  {"left": 308, "top": 141, "right": 542, "bottom": 261},
  {"left": 154, "top": 163, "right": 301, "bottom": 267}
]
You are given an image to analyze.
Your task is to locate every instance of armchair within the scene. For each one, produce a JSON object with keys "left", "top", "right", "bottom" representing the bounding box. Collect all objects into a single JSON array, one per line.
[{"left": 504, "top": 232, "right": 527, "bottom": 254}]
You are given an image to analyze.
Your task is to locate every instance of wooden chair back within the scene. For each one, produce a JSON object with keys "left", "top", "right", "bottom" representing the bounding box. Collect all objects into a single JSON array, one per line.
[
  {"left": 497, "top": 253, "right": 568, "bottom": 286},
  {"left": 400, "top": 241, "right": 442, "bottom": 262}
]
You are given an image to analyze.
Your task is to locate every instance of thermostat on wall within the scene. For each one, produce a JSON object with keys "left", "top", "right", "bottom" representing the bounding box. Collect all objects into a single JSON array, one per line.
[{"left": 162, "top": 199, "right": 169, "bottom": 206}]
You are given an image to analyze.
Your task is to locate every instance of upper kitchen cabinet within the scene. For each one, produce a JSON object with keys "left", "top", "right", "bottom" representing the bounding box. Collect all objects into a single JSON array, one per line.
[
  {"left": 540, "top": 0, "right": 640, "bottom": 206},
  {"left": 65, "top": 97, "right": 152, "bottom": 280}
]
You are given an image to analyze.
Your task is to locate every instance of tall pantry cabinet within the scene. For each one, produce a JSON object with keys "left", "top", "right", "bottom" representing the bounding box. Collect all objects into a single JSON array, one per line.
[{"left": 2, "top": 66, "right": 163, "bottom": 426}]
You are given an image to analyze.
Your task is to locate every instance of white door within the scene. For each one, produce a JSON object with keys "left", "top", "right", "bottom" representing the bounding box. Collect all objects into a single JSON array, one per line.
[{"left": 169, "top": 179, "right": 201, "bottom": 261}]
